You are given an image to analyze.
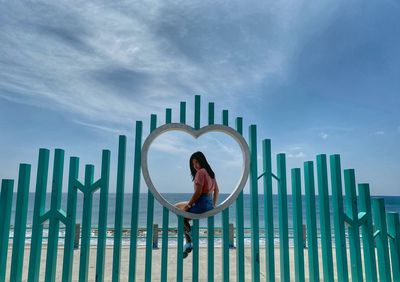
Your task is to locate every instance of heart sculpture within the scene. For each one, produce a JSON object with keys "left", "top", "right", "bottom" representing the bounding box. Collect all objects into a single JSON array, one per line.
[{"left": 141, "top": 123, "right": 250, "bottom": 219}]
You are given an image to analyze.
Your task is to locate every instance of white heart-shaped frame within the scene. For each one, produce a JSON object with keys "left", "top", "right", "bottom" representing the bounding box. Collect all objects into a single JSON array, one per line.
[{"left": 141, "top": 123, "right": 250, "bottom": 219}]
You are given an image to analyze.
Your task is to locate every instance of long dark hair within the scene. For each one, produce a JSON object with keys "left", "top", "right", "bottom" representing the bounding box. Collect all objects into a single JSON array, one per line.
[{"left": 189, "top": 151, "right": 215, "bottom": 181}]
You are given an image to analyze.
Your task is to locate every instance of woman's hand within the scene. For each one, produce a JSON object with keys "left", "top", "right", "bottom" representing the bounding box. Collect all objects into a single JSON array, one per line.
[{"left": 183, "top": 203, "right": 191, "bottom": 211}]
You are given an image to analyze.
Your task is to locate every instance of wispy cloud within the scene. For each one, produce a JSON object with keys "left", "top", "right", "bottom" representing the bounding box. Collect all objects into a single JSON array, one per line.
[
  {"left": 319, "top": 132, "right": 328, "bottom": 139},
  {"left": 374, "top": 131, "right": 385, "bottom": 135}
]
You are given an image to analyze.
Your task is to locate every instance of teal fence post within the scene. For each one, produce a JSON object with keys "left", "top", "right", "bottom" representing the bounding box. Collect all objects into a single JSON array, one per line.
[
  {"left": 79, "top": 164, "right": 95, "bottom": 282},
  {"left": 222, "top": 109, "right": 230, "bottom": 282},
  {"left": 44, "top": 149, "right": 65, "bottom": 282},
  {"left": 249, "top": 124, "right": 260, "bottom": 282},
  {"left": 129, "top": 121, "right": 143, "bottom": 282},
  {"left": 177, "top": 216, "right": 184, "bottom": 282},
  {"left": 112, "top": 136, "right": 127, "bottom": 282},
  {"left": 292, "top": 168, "right": 305, "bottom": 282},
  {"left": 61, "top": 156, "right": 79, "bottom": 282},
  {"left": 262, "top": 138, "right": 274, "bottom": 282},
  {"left": 161, "top": 108, "right": 172, "bottom": 282},
  {"left": 316, "top": 154, "right": 334, "bottom": 282},
  {"left": 236, "top": 117, "right": 245, "bottom": 282},
  {"left": 373, "top": 198, "right": 392, "bottom": 282},
  {"left": 277, "top": 153, "right": 289, "bottom": 282},
  {"left": 358, "top": 183, "right": 378, "bottom": 282},
  {"left": 28, "top": 148, "right": 49, "bottom": 282},
  {"left": 192, "top": 95, "right": 201, "bottom": 282},
  {"left": 208, "top": 102, "right": 215, "bottom": 282},
  {"left": 0, "top": 179, "right": 14, "bottom": 282},
  {"left": 96, "top": 150, "right": 111, "bottom": 281},
  {"left": 343, "top": 169, "right": 363, "bottom": 282},
  {"left": 10, "top": 164, "right": 31, "bottom": 282},
  {"left": 145, "top": 114, "right": 157, "bottom": 282},
  {"left": 176, "top": 101, "right": 186, "bottom": 282},
  {"left": 304, "top": 161, "right": 319, "bottom": 282},
  {"left": 387, "top": 212, "right": 400, "bottom": 281},
  {"left": 330, "top": 154, "right": 349, "bottom": 282}
]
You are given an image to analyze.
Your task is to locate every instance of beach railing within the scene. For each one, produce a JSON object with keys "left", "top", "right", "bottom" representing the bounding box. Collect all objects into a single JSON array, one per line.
[{"left": 1, "top": 95, "right": 400, "bottom": 281}]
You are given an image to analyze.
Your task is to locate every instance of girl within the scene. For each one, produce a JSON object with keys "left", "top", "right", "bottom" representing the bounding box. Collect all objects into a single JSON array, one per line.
[{"left": 174, "top": 151, "right": 219, "bottom": 258}]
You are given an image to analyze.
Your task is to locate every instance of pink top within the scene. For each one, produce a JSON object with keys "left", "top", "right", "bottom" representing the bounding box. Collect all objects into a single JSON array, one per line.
[{"left": 194, "top": 168, "right": 217, "bottom": 194}]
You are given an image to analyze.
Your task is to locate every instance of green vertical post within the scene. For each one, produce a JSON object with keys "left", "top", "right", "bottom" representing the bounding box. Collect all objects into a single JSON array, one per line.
[
  {"left": 236, "top": 117, "right": 245, "bottom": 282},
  {"left": 112, "top": 136, "right": 127, "bottom": 282},
  {"left": 10, "top": 164, "right": 31, "bottom": 282},
  {"left": 96, "top": 150, "right": 111, "bottom": 281},
  {"left": 208, "top": 102, "right": 215, "bottom": 282},
  {"left": 373, "top": 198, "right": 392, "bottom": 282},
  {"left": 176, "top": 101, "right": 186, "bottom": 282},
  {"left": 192, "top": 95, "right": 201, "bottom": 282},
  {"left": 28, "top": 148, "right": 49, "bottom": 282},
  {"left": 330, "top": 154, "right": 348, "bottom": 282},
  {"left": 62, "top": 156, "right": 79, "bottom": 282},
  {"left": 249, "top": 124, "right": 260, "bottom": 282},
  {"left": 161, "top": 108, "right": 172, "bottom": 282},
  {"left": 344, "top": 169, "right": 363, "bottom": 282},
  {"left": 145, "top": 114, "right": 157, "bottom": 282},
  {"left": 263, "top": 139, "right": 274, "bottom": 282},
  {"left": 45, "top": 149, "right": 65, "bottom": 282},
  {"left": 79, "top": 165, "right": 95, "bottom": 282},
  {"left": 358, "top": 183, "right": 378, "bottom": 282},
  {"left": 129, "top": 121, "right": 143, "bottom": 282},
  {"left": 316, "top": 154, "right": 334, "bottom": 282},
  {"left": 292, "top": 168, "right": 305, "bottom": 282},
  {"left": 0, "top": 179, "right": 14, "bottom": 282},
  {"left": 304, "top": 161, "right": 319, "bottom": 282},
  {"left": 177, "top": 216, "right": 184, "bottom": 282},
  {"left": 277, "top": 153, "right": 289, "bottom": 282},
  {"left": 222, "top": 109, "right": 230, "bottom": 282},
  {"left": 387, "top": 212, "right": 400, "bottom": 281}
]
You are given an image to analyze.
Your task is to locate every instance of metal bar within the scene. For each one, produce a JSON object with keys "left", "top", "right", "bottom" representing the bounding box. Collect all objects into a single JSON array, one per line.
[
  {"left": 344, "top": 169, "right": 363, "bottom": 282},
  {"left": 145, "top": 114, "right": 157, "bottom": 282},
  {"left": 28, "top": 148, "right": 49, "bottom": 282},
  {"left": 45, "top": 149, "right": 65, "bottom": 282},
  {"left": 329, "top": 154, "right": 349, "bottom": 282},
  {"left": 277, "top": 153, "right": 289, "bottom": 282},
  {"left": 358, "top": 183, "right": 378, "bottom": 282},
  {"left": 249, "top": 124, "right": 260, "bottom": 282},
  {"left": 194, "top": 95, "right": 200, "bottom": 129},
  {"left": 236, "top": 117, "right": 245, "bottom": 282},
  {"left": 222, "top": 109, "right": 230, "bottom": 282},
  {"left": 128, "top": 121, "right": 143, "bottom": 282},
  {"left": 177, "top": 216, "right": 184, "bottom": 282},
  {"left": 192, "top": 219, "right": 200, "bottom": 282},
  {"left": 10, "top": 164, "right": 31, "bottom": 282},
  {"left": 316, "top": 154, "right": 334, "bottom": 282},
  {"left": 61, "top": 157, "right": 79, "bottom": 282},
  {"left": 79, "top": 164, "right": 95, "bottom": 282},
  {"left": 373, "top": 198, "right": 392, "bottom": 281},
  {"left": 161, "top": 108, "right": 171, "bottom": 282},
  {"left": 387, "top": 212, "right": 400, "bottom": 281},
  {"left": 292, "top": 168, "right": 305, "bottom": 282},
  {"left": 96, "top": 150, "right": 111, "bottom": 281},
  {"left": 262, "top": 139, "right": 275, "bottom": 282},
  {"left": 304, "top": 161, "right": 319, "bottom": 282},
  {"left": 208, "top": 102, "right": 215, "bottom": 282},
  {"left": 180, "top": 102, "right": 186, "bottom": 124},
  {"left": 161, "top": 207, "right": 169, "bottom": 281},
  {"left": 112, "top": 136, "right": 127, "bottom": 282},
  {"left": 0, "top": 179, "right": 14, "bottom": 282}
]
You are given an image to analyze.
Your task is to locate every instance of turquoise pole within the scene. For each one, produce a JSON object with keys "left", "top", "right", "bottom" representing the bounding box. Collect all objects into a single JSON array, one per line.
[
  {"left": 0, "top": 179, "right": 14, "bottom": 282},
  {"left": 222, "top": 109, "right": 230, "bottom": 282},
  {"left": 10, "top": 164, "right": 31, "bottom": 282},
  {"left": 387, "top": 212, "right": 400, "bottom": 281},
  {"left": 208, "top": 102, "right": 215, "bottom": 282}
]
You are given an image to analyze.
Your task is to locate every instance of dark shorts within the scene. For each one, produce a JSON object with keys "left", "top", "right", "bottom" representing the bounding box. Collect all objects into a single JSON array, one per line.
[{"left": 188, "top": 194, "right": 213, "bottom": 213}]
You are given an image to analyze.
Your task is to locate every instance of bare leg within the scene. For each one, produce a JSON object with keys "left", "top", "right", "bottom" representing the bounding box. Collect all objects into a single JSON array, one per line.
[{"left": 184, "top": 217, "right": 192, "bottom": 243}]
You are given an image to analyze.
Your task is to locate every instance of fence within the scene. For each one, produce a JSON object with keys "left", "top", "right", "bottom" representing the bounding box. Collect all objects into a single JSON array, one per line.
[{"left": 0, "top": 95, "right": 399, "bottom": 281}]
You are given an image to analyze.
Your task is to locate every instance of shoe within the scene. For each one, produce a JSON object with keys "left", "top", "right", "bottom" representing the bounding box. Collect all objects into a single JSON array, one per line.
[{"left": 183, "top": 242, "right": 193, "bottom": 259}]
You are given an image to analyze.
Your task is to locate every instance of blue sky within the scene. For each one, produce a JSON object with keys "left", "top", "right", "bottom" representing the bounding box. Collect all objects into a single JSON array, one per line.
[{"left": 0, "top": 1, "right": 399, "bottom": 196}]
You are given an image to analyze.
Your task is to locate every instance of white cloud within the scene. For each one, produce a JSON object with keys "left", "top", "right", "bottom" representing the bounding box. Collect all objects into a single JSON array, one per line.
[
  {"left": 288, "top": 152, "right": 306, "bottom": 158},
  {"left": 374, "top": 131, "right": 385, "bottom": 135},
  {"left": 319, "top": 132, "right": 328, "bottom": 139}
]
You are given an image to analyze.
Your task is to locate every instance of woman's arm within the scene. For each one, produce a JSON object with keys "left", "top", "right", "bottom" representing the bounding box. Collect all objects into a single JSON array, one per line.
[{"left": 213, "top": 181, "right": 219, "bottom": 207}]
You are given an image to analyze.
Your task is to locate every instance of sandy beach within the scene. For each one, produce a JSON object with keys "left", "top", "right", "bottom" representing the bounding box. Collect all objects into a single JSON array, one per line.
[{"left": 5, "top": 245, "right": 346, "bottom": 281}]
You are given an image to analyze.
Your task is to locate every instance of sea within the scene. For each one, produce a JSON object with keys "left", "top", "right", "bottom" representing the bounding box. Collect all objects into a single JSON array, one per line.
[{"left": 8, "top": 193, "right": 400, "bottom": 247}]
